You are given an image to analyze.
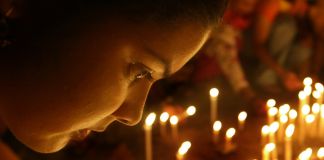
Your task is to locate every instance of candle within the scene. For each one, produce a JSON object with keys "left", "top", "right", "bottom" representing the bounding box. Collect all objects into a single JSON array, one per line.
[
  {"left": 213, "top": 121, "right": 222, "bottom": 143},
  {"left": 312, "top": 103, "right": 320, "bottom": 137},
  {"left": 262, "top": 143, "right": 275, "bottom": 160},
  {"left": 305, "top": 114, "right": 315, "bottom": 138},
  {"left": 267, "top": 99, "right": 276, "bottom": 109},
  {"left": 268, "top": 107, "right": 278, "bottom": 125},
  {"left": 320, "top": 105, "right": 324, "bottom": 139},
  {"left": 269, "top": 122, "right": 279, "bottom": 159},
  {"left": 279, "top": 104, "right": 291, "bottom": 116},
  {"left": 261, "top": 125, "right": 270, "bottom": 147},
  {"left": 299, "top": 104, "right": 310, "bottom": 144},
  {"left": 298, "top": 91, "right": 307, "bottom": 143},
  {"left": 303, "top": 77, "right": 313, "bottom": 86},
  {"left": 238, "top": 111, "right": 247, "bottom": 130},
  {"left": 225, "top": 128, "right": 236, "bottom": 151},
  {"left": 285, "top": 124, "right": 295, "bottom": 160},
  {"left": 159, "top": 112, "right": 169, "bottom": 137},
  {"left": 209, "top": 88, "right": 219, "bottom": 125},
  {"left": 317, "top": 147, "right": 324, "bottom": 159},
  {"left": 313, "top": 91, "right": 322, "bottom": 105},
  {"left": 288, "top": 109, "right": 297, "bottom": 124},
  {"left": 176, "top": 141, "right": 191, "bottom": 160},
  {"left": 170, "top": 115, "right": 179, "bottom": 141},
  {"left": 144, "top": 113, "right": 156, "bottom": 160},
  {"left": 279, "top": 115, "right": 289, "bottom": 142},
  {"left": 186, "top": 106, "right": 196, "bottom": 117},
  {"left": 304, "top": 86, "right": 312, "bottom": 105},
  {"left": 298, "top": 148, "right": 312, "bottom": 160},
  {"left": 315, "top": 83, "right": 324, "bottom": 105}
]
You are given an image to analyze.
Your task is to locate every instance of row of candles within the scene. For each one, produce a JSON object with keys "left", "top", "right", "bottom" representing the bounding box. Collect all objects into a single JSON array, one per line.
[{"left": 262, "top": 77, "right": 324, "bottom": 160}]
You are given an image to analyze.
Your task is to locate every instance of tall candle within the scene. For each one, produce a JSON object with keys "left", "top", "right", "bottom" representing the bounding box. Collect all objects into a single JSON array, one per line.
[
  {"left": 144, "top": 113, "right": 156, "bottom": 160},
  {"left": 225, "top": 128, "right": 236, "bottom": 151},
  {"left": 288, "top": 109, "right": 297, "bottom": 124},
  {"left": 238, "top": 111, "right": 247, "bottom": 130},
  {"left": 213, "top": 121, "right": 222, "bottom": 143},
  {"left": 261, "top": 125, "right": 270, "bottom": 147},
  {"left": 285, "top": 124, "right": 295, "bottom": 160},
  {"left": 159, "top": 112, "right": 169, "bottom": 138},
  {"left": 298, "top": 148, "right": 312, "bottom": 160},
  {"left": 269, "top": 122, "right": 279, "bottom": 160},
  {"left": 279, "top": 115, "right": 289, "bottom": 142},
  {"left": 266, "top": 99, "right": 276, "bottom": 109},
  {"left": 317, "top": 147, "right": 324, "bottom": 160},
  {"left": 170, "top": 115, "right": 179, "bottom": 141},
  {"left": 299, "top": 104, "right": 310, "bottom": 144},
  {"left": 313, "top": 91, "right": 322, "bottom": 105},
  {"left": 209, "top": 88, "right": 219, "bottom": 125},
  {"left": 262, "top": 143, "right": 275, "bottom": 160},
  {"left": 319, "top": 105, "right": 324, "bottom": 139},
  {"left": 176, "top": 141, "right": 191, "bottom": 160},
  {"left": 298, "top": 91, "right": 307, "bottom": 143},
  {"left": 312, "top": 103, "right": 320, "bottom": 137},
  {"left": 268, "top": 107, "right": 278, "bottom": 125},
  {"left": 304, "top": 86, "right": 312, "bottom": 105},
  {"left": 315, "top": 83, "right": 324, "bottom": 105},
  {"left": 179, "top": 106, "right": 196, "bottom": 120}
]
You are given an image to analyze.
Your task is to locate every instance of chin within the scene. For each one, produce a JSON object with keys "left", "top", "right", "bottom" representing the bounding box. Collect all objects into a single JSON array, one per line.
[{"left": 18, "top": 133, "right": 71, "bottom": 153}]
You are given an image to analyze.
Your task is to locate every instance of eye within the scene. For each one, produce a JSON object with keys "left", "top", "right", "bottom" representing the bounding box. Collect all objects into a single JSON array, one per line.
[{"left": 129, "top": 63, "right": 154, "bottom": 82}]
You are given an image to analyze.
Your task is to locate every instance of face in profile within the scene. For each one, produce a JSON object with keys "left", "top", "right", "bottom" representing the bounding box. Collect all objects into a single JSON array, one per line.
[{"left": 0, "top": 17, "right": 211, "bottom": 153}]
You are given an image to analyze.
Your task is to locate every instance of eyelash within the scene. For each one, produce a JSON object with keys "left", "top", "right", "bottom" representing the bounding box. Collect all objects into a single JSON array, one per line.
[{"left": 129, "top": 63, "right": 154, "bottom": 82}]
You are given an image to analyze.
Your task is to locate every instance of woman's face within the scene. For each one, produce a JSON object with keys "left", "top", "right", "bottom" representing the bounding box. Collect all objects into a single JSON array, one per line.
[{"left": 0, "top": 19, "right": 211, "bottom": 153}]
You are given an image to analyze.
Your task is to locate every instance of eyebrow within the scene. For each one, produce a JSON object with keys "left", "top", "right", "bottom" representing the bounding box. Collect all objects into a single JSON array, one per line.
[{"left": 144, "top": 48, "right": 171, "bottom": 78}]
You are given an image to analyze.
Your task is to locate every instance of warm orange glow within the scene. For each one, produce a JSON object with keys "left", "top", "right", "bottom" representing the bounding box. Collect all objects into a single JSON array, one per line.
[
  {"left": 226, "top": 128, "right": 236, "bottom": 139},
  {"left": 302, "top": 105, "right": 311, "bottom": 116},
  {"left": 238, "top": 111, "right": 247, "bottom": 122},
  {"left": 279, "top": 104, "right": 290, "bottom": 115},
  {"left": 145, "top": 113, "right": 156, "bottom": 126},
  {"left": 213, "top": 121, "right": 222, "bottom": 132},
  {"left": 270, "top": 122, "right": 279, "bottom": 133},
  {"left": 305, "top": 114, "right": 315, "bottom": 124},
  {"left": 186, "top": 106, "right": 196, "bottom": 116},
  {"left": 303, "top": 77, "right": 313, "bottom": 86},
  {"left": 317, "top": 147, "right": 324, "bottom": 158},
  {"left": 304, "top": 86, "right": 312, "bottom": 96},
  {"left": 170, "top": 115, "right": 179, "bottom": 125},
  {"left": 264, "top": 143, "right": 276, "bottom": 152},
  {"left": 288, "top": 109, "right": 297, "bottom": 120},
  {"left": 268, "top": 107, "right": 278, "bottom": 116},
  {"left": 177, "top": 141, "right": 191, "bottom": 156},
  {"left": 209, "top": 88, "right": 219, "bottom": 97},
  {"left": 315, "top": 83, "right": 324, "bottom": 92},
  {"left": 298, "top": 148, "right": 312, "bottom": 160},
  {"left": 313, "top": 91, "right": 321, "bottom": 99},
  {"left": 160, "top": 112, "right": 170, "bottom": 123},
  {"left": 261, "top": 125, "right": 270, "bottom": 135},
  {"left": 312, "top": 103, "right": 320, "bottom": 114},
  {"left": 299, "top": 91, "right": 307, "bottom": 99},
  {"left": 280, "top": 115, "right": 288, "bottom": 123},
  {"left": 285, "top": 124, "right": 295, "bottom": 138},
  {"left": 266, "top": 99, "right": 276, "bottom": 108}
]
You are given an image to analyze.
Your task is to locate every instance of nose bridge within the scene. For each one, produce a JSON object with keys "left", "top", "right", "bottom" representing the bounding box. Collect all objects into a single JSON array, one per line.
[{"left": 112, "top": 81, "right": 152, "bottom": 126}]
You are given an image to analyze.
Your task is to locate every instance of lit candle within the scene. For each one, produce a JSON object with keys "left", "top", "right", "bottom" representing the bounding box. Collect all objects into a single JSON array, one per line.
[
  {"left": 299, "top": 104, "right": 310, "bottom": 144},
  {"left": 269, "top": 122, "right": 279, "bottom": 160},
  {"left": 288, "top": 109, "right": 297, "bottom": 124},
  {"left": 176, "top": 141, "right": 191, "bottom": 160},
  {"left": 144, "top": 113, "right": 156, "bottom": 160},
  {"left": 298, "top": 148, "right": 312, "bottom": 160},
  {"left": 170, "top": 115, "right": 179, "bottom": 141},
  {"left": 279, "top": 115, "right": 289, "bottom": 142},
  {"left": 304, "top": 85, "right": 312, "bottom": 105},
  {"left": 285, "top": 124, "right": 295, "bottom": 160},
  {"left": 298, "top": 91, "right": 307, "bottom": 143},
  {"left": 317, "top": 147, "right": 324, "bottom": 159},
  {"left": 305, "top": 114, "right": 315, "bottom": 138},
  {"left": 159, "top": 112, "right": 169, "bottom": 138},
  {"left": 225, "top": 128, "right": 236, "bottom": 151},
  {"left": 268, "top": 107, "right": 278, "bottom": 125},
  {"left": 313, "top": 91, "right": 322, "bottom": 105},
  {"left": 261, "top": 125, "right": 270, "bottom": 147},
  {"left": 209, "top": 88, "right": 219, "bottom": 125},
  {"left": 262, "top": 143, "right": 275, "bottom": 160},
  {"left": 179, "top": 106, "right": 196, "bottom": 120},
  {"left": 315, "top": 83, "right": 324, "bottom": 105},
  {"left": 312, "top": 103, "right": 320, "bottom": 138},
  {"left": 267, "top": 99, "right": 276, "bottom": 109},
  {"left": 238, "top": 111, "right": 247, "bottom": 130},
  {"left": 213, "top": 121, "right": 222, "bottom": 143},
  {"left": 319, "top": 105, "right": 324, "bottom": 139}
]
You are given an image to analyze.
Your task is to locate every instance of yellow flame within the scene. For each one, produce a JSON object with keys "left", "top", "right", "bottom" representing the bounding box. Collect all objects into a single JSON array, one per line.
[
  {"left": 312, "top": 103, "right": 320, "bottom": 114},
  {"left": 299, "top": 91, "right": 306, "bottom": 99},
  {"left": 305, "top": 114, "right": 315, "bottom": 124},
  {"left": 226, "top": 128, "right": 236, "bottom": 138},
  {"left": 266, "top": 99, "right": 276, "bottom": 108},
  {"left": 315, "top": 83, "right": 324, "bottom": 92},
  {"left": 209, "top": 88, "right": 219, "bottom": 97},
  {"left": 313, "top": 91, "right": 321, "bottom": 99},
  {"left": 270, "top": 122, "right": 279, "bottom": 133},
  {"left": 303, "top": 77, "right": 313, "bottom": 86},
  {"left": 145, "top": 113, "right": 156, "bottom": 126},
  {"left": 304, "top": 86, "right": 312, "bottom": 96},
  {"left": 170, "top": 115, "right": 179, "bottom": 125},
  {"left": 160, "top": 112, "right": 169, "bottom": 123},
  {"left": 279, "top": 104, "right": 290, "bottom": 115},
  {"left": 289, "top": 109, "right": 297, "bottom": 120},
  {"left": 238, "top": 111, "right": 247, "bottom": 122},
  {"left": 264, "top": 143, "right": 276, "bottom": 152},
  {"left": 213, "top": 121, "right": 222, "bottom": 131},
  {"left": 177, "top": 141, "right": 191, "bottom": 156},
  {"left": 298, "top": 148, "right": 312, "bottom": 160},
  {"left": 285, "top": 124, "right": 295, "bottom": 138},
  {"left": 321, "top": 105, "right": 324, "bottom": 118},
  {"left": 317, "top": 147, "right": 324, "bottom": 158},
  {"left": 302, "top": 105, "right": 311, "bottom": 116},
  {"left": 280, "top": 115, "right": 288, "bottom": 123},
  {"left": 261, "top": 125, "right": 270, "bottom": 135},
  {"left": 186, "top": 106, "right": 196, "bottom": 116},
  {"left": 268, "top": 107, "right": 278, "bottom": 116}
]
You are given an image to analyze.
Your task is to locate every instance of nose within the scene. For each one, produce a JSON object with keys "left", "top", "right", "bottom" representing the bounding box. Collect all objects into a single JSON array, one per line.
[{"left": 112, "top": 80, "right": 152, "bottom": 126}]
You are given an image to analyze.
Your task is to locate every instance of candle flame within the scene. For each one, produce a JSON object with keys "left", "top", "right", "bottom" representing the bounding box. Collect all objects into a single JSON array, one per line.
[
  {"left": 315, "top": 83, "right": 324, "bottom": 92},
  {"left": 289, "top": 109, "right": 297, "bottom": 120},
  {"left": 305, "top": 114, "right": 315, "bottom": 124},
  {"left": 209, "top": 88, "right": 219, "bottom": 97},
  {"left": 226, "top": 128, "right": 236, "bottom": 138},
  {"left": 261, "top": 125, "right": 270, "bottom": 135},
  {"left": 186, "top": 106, "right": 196, "bottom": 116},
  {"left": 303, "top": 77, "right": 313, "bottom": 86},
  {"left": 213, "top": 121, "right": 222, "bottom": 131},
  {"left": 177, "top": 141, "right": 191, "bottom": 156},
  {"left": 312, "top": 103, "right": 320, "bottom": 114},
  {"left": 317, "top": 147, "right": 324, "bottom": 158},
  {"left": 279, "top": 104, "right": 290, "bottom": 115},
  {"left": 304, "top": 85, "right": 312, "bottom": 95},
  {"left": 266, "top": 99, "right": 276, "bottom": 108},
  {"left": 264, "top": 143, "right": 276, "bottom": 152},
  {"left": 160, "top": 112, "right": 169, "bottom": 123},
  {"left": 313, "top": 91, "right": 321, "bottom": 99},
  {"left": 298, "top": 148, "right": 312, "bottom": 160},
  {"left": 302, "top": 105, "right": 311, "bottom": 116},
  {"left": 270, "top": 122, "right": 279, "bottom": 133},
  {"left": 280, "top": 115, "right": 288, "bottom": 123},
  {"left": 145, "top": 113, "right": 156, "bottom": 126},
  {"left": 268, "top": 107, "right": 278, "bottom": 116},
  {"left": 170, "top": 115, "right": 179, "bottom": 125},
  {"left": 299, "top": 91, "right": 306, "bottom": 99},
  {"left": 238, "top": 111, "right": 247, "bottom": 122},
  {"left": 285, "top": 124, "right": 295, "bottom": 138}
]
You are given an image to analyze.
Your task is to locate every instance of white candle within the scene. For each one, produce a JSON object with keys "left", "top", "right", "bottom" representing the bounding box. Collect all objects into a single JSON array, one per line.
[
  {"left": 269, "top": 122, "right": 279, "bottom": 160},
  {"left": 261, "top": 125, "right": 270, "bottom": 147},
  {"left": 176, "top": 141, "right": 191, "bottom": 160},
  {"left": 238, "top": 111, "right": 247, "bottom": 130},
  {"left": 305, "top": 114, "right": 315, "bottom": 138},
  {"left": 315, "top": 83, "right": 324, "bottom": 105},
  {"left": 209, "top": 88, "right": 219, "bottom": 125},
  {"left": 144, "top": 113, "right": 156, "bottom": 160},
  {"left": 170, "top": 115, "right": 179, "bottom": 141},
  {"left": 298, "top": 148, "right": 312, "bottom": 160},
  {"left": 213, "top": 121, "right": 222, "bottom": 143},
  {"left": 317, "top": 147, "right": 324, "bottom": 159},
  {"left": 285, "top": 124, "right": 295, "bottom": 160},
  {"left": 262, "top": 143, "right": 275, "bottom": 160},
  {"left": 299, "top": 104, "right": 310, "bottom": 144},
  {"left": 268, "top": 107, "right": 278, "bottom": 125},
  {"left": 225, "top": 128, "right": 236, "bottom": 151},
  {"left": 304, "top": 85, "right": 312, "bottom": 105},
  {"left": 279, "top": 115, "right": 289, "bottom": 142},
  {"left": 312, "top": 103, "right": 320, "bottom": 138},
  {"left": 298, "top": 91, "right": 307, "bottom": 143},
  {"left": 319, "top": 105, "right": 324, "bottom": 139},
  {"left": 159, "top": 112, "right": 169, "bottom": 138}
]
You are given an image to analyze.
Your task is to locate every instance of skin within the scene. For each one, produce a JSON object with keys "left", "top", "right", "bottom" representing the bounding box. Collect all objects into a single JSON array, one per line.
[{"left": 0, "top": 17, "right": 211, "bottom": 153}]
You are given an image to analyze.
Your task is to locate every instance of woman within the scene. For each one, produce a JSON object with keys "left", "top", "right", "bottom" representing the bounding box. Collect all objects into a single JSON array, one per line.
[{"left": 0, "top": 0, "right": 228, "bottom": 155}]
